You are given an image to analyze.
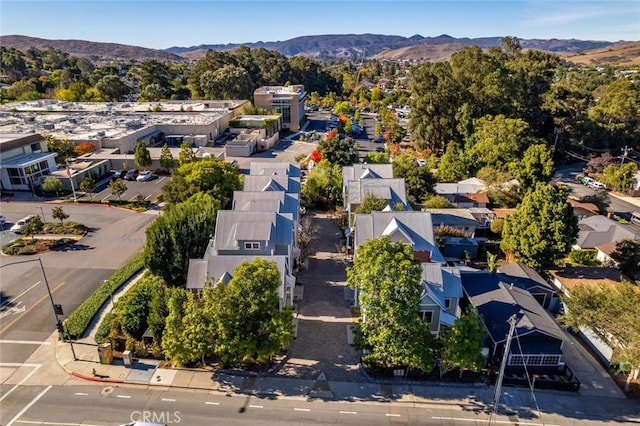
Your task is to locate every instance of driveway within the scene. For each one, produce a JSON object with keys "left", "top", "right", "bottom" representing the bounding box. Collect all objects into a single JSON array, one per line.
[{"left": 275, "top": 212, "right": 361, "bottom": 382}]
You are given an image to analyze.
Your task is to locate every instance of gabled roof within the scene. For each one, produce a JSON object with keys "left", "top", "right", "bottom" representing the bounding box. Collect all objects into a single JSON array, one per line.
[
  {"left": 354, "top": 211, "right": 445, "bottom": 263},
  {"left": 243, "top": 174, "right": 301, "bottom": 194},
  {"left": 347, "top": 178, "right": 409, "bottom": 209},
  {"left": 232, "top": 190, "right": 299, "bottom": 221},
  {"left": 213, "top": 210, "right": 292, "bottom": 253},
  {"left": 548, "top": 267, "right": 625, "bottom": 294},
  {"left": 576, "top": 215, "right": 639, "bottom": 248},
  {"left": 463, "top": 280, "right": 565, "bottom": 344},
  {"left": 186, "top": 255, "right": 288, "bottom": 294},
  {"left": 434, "top": 182, "right": 485, "bottom": 196},
  {"left": 342, "top": 164, "right": 393, "bottom": 183},
  {"left": 249, "top": 161, "right": 301, "bottom": 177},
  {"left": 460, "top": 269, "right": 554, "bottom": 298},
  {"left": 497, "top": 262, "right": 552, "bottom": 290},
  {"left": 596, "top": 241, "right": 618, "bottom": 256},
  {"left": 455, "top": 192, "right": 489, "bottom": 205},
  {"left": 421, "top": 263, "right": 463, "bottom": 299},
  {"left": 423, "top": 208, "right": 477, "bottom": 228}
]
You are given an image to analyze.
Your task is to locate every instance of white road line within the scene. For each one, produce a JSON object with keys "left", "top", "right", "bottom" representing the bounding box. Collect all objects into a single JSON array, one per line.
[
  {"left": 249, "top": 405, "right": 263, "bottom": 409},
  {"left": 339, "top": 411, "right": 357, "bottom": 414},
  {"left": 431, "top": 417, "right": 560, "bottom": 426},
  {"left": 385, "top": 413, "right": 401, "bottom": 417},
  {"left": 0, "top": 340, "right": 51, "bottom": 345},
  {"left": 161, "top": 398, "right": 176, "bottom": 402},
  {"left": 1, "top": 281, "right": 41, "bottom": 307},
  {"left": 7, "top": 385, "right": 52, "bottom": 426},
  {"left": 205, "top": 401, "right": 220, "bottom": 405},
  {"left": 294, "top": 408, "right": 311, "bottom": 412},
  {"left": 0, "top": 364, "right": 41, "bottom": 402},
  {"left": 74, "top": 392, "right": 88, "bottom": 396},
  {"left": 116, "top": 395, "right": 131, "bottom": 399}
]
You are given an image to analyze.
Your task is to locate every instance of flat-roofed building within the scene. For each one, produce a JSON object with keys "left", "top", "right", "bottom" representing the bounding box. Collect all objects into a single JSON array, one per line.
[{"left": 253, "top": 85, "right": 306, "bottom": 131}]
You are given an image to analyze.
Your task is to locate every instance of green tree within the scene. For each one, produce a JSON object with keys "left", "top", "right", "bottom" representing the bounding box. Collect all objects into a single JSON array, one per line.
[
  {"left": 437, "top": 142, "right": 468, "bottom": 183},
  {"left": 438, "top": 307, "right": 486, "bottom": 378},
  {"left": 392, "top": 152, "right": 436, "bottom": 206},
  {"left": 159, "top": 143, "right": 175, "bottom": 171},
  {"left": 161, "top": 158, "right": 242, "bottom": 208},
  {"left": 108, "top": 178, "right": 127, "bottom": 200},
  {"left": 512, "top": 143, "right": 554, "bottom": 193},
  {"left": 559, "top": 281, "right": 640, "bottom": 391},
  {"left": 161, "top": 287, "right": 191, "bottom": 366},
  {"left": 44, "top": 135, "right": 75, "bottom": 164},
  {"left": 147, "top": 281, "right": 168, "bottom": 346},
  {"left": 213, "top": 258, "right": 295, "bottom": 367},
  {"left": 317, "top": 132, "right": 355, "bottom": 166},
  {"left": 134, "top": 140, "right": 152, "bottom": 169},
  {"left": 21, "top": 216, "right": 44, "bottom": 242},
  {"left": 347, "top": 236, "right": 434, "bottom": 371},
  {"left": 181, "top": 291, "right": 213, "bottom": 366},
  {"left": 51, "top": 206, "right": 69, "bottom": 225},
  {"left": 178, "top": 140, "right": 197, "bottom": 166},
  {"left": 79, "top": 175, "right": 96, "bottom": 200},
  {"left": 145, "top": 193, "right": 221, "bottom": 286},
  {"left": 422, "top": 195, "right": 455, "bottom": 209},
  {"left": 199, "top": 65, "right": 252, "bottom": 100},
  {"left": 501, "top": 183, "right": 578, "bottom": 269},
  {"left": 611, "top": 239, "right": 640, "bottom": 280},
  {"left": 601, "top": 162, "right": 638, "bottom": 193},
  {"left": 300, "top": 159, "right": 342, "bottom": 209},
  {"left": 355, "top": 193, "right": 388, "bottom": 214},
  {"left": 41, "top": 176, "right": 62, "bottom": 196},
  {"left": 95, "top": 75, "right": 130, "bottom": 101},
  {"left": 117, "top": 276, "right": 163, "bottom": 339}
]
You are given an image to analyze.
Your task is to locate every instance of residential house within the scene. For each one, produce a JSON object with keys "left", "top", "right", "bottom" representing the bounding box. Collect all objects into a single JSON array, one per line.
[
  {"left": 433, "top": 177, "right": 486, "bottom": 206},
  {"left": 567, "top": 198, "right": 600, "bottom": 220},
  {"left": 461, "top": 271, "right": 567, "bottom": 374},
  {"left": 575, "top": 215, "right": 640, "bottom": 249},
  {"left": 342, "top": 164, "right": 394, "bottom": 207},
  {"left": 249, "top": 161, "right": 301, "bottom": 178},
  {"left": 423, "top": 208, "right": 479, "bottom": 259},
  {"left": 497, "top": 262, "right": 558, "bottom": 309},
  {"left": 253, "top": 85, "right": 306, "bottom": 131},
  {"left": 353, "top": 211, "right": 463, "bottom": 334},
  {"left": 595, "top": 241, "right": 618, "bottom": 266},
  {"left": 345, "top": 178, "right": 411, "bottom": 214},
  {"left": 549, "top": 267, "right": 625, "bottom": 366},
  {"left": 243, "top": 174, "right": 301, "bottom": 195}
]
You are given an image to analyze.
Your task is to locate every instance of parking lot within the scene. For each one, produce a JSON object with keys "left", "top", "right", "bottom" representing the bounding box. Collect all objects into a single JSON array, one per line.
[{"left": 91, "top": 173, "right": 169, "bottom": 203}]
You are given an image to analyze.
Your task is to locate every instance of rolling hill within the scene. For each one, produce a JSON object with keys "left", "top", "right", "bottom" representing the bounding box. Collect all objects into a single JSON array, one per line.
[{"left": 561, "top": 41, "right": 640, "bottom": 66}]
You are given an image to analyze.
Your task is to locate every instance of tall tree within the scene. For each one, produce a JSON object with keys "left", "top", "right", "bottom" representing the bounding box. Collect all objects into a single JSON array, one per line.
[
  {"left": 437, "top": 142, "right": 468, "bottom": 183},
  {"left": 438, "top": 307, "right": 486, "bottom": 378},
  {"left": 95, "top": 74, "right": 130, "bottom": 101},
  {"left": 347, "top": 236, "right": 434, "bottom": 371},
  {"left": 512, "top": 143, "right": 555, "bottom": 193},
  {"left": 134, "top": 140, "right": 152, "bottom": 169},
  {"left": 300, "top": 159, "right": 343, "bottom": 209},
  {"left": 159, "top": 143, "right": 175, "bottom": 171},
  {"left": 79, "top": 175, "right": 97, "bottom": 200},
  {"left": 51, "top": 206, "right": 69, "bottom": 225},
  {"left": 161, "top": 287, "right": 190, "bottom": 367},
  {"left": 213, "top": 258, "right": 295, "bottom": 367},
  {"left": 317, "top": 130, "right": 356, "bottom": 166},
  {"left": 611, "top": 239, "right": 640, "bottom": 280},
  {"left": 501, "top": 183, "right": 578, "bottom": 269},
  {"left": 392, "top": 152, "right": 436, "bottom": 206},
  {"left": 177, "top": 140, "right": 197, "bottom": 166},
  {"left": 161, "top": 157, "right": 242, "bottom": 207},
  {"left": 145, "top": 193, "right": 221, "bottom": 286},
  {"left": 601, "top": 162, "right": 638, "bottom": 193},
  {"left": 108, "top": 178, "right": 127, "bottom": 200},
  {"left": 559, "top": 281, "right": 640, "bottom": 391}
]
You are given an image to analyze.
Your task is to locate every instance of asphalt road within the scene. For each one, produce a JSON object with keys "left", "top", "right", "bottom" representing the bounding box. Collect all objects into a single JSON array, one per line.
[{"left": 0, "top": 202, "right": 156, "bottom": 365}]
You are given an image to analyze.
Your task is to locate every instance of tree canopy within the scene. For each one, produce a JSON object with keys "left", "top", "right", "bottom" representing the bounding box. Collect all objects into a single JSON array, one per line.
[{"left": 501, "top": 183, "right": 578, "bottom": 269}]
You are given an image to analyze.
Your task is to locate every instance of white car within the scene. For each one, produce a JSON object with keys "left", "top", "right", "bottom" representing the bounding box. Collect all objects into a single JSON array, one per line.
[
  {"left": 136, "top": 171, "right": 154, "bottom": 182},
  {"left": 10, "top": 215, "right": 36, "bottom": 233},
  {"left": 416, "top": 159, "right": 426, "bottom": 167}
]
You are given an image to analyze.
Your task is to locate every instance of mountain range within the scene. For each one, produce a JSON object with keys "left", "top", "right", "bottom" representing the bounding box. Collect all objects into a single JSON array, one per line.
[{"left": 1, "top": 33, "right": 635, "bottom": 65}]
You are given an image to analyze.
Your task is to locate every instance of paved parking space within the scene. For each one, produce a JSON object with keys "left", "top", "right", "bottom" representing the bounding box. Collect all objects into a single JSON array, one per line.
[{"left": 92, "top": 175, "right": 169, "bottom": 202}]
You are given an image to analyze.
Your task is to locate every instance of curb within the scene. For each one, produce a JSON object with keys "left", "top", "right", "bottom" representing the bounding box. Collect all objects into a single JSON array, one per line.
[{"left": 71, "top": 371, "right": 124, "bottom": 384}]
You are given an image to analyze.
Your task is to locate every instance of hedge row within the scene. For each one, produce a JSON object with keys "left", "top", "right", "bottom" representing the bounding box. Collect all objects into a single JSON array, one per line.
[{"left": 65, "top": 250, "right": 146, "bottom": 339}]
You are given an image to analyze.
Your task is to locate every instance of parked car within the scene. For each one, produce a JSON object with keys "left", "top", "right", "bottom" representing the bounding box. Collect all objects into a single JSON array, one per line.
[
  {"left": 136, "top": 171, "right": 155, "bottom": 182},
  {"left": 580, "top": 176, "right": 594, "bottom": 186},
  {"left": 375, "top": 147, "right": 385, "bottom": 153},
  {"left": 416, "top": 159, "right": 427, "bottom": 167},
  {"left": 111, "top": 170, "right": 126, "bottom": 180},
  {"left": 10, "top": 215, "right": 36, "bottom": 233},
  {"left": 124, "top": 169, "right": 139, "bottom": 181},
  {"left": 588, "top": 181, "right": 607, "bottom": 191},
  {"left": 372, "top": 135, "right": 385, "bottom": 143}
]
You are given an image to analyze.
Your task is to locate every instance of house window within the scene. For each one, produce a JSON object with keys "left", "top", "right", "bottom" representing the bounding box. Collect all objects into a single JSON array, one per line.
[
  {"left": 422, "top": 311, "right": 434, "bottom": 324},
  {"left": 31, "top": 143, "right": 42, "bottom": 152},
  {"left": 244, "top": 242, "right": 260, "bottom": 250},
  {"left": 445, "top": 299, "right": 451, "bottom": 309}
]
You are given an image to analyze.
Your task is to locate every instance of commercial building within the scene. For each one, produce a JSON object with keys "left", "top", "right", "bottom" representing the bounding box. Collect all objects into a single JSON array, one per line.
[{"left": 253, "top": 85, "right": 306, "bottom": 131}]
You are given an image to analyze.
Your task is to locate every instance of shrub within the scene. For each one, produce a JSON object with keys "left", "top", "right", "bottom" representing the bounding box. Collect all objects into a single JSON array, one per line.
[
  {"left": 65, "top": 251, "right": 146, "bottom": 339},
  {"left": 568, "top": 249, "right": 597, "bottom": 266},
  {"left": 95, "top": 311, "right": 116, "bottom": 344}
]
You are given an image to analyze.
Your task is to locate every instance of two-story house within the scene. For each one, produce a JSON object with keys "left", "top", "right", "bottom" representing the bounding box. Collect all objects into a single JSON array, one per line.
[
  {"left": 353, "top": 211, "right": 463, "bottom": 334},
  {"left": 342, "top": 164, "right": 394, "bottom": 208}
]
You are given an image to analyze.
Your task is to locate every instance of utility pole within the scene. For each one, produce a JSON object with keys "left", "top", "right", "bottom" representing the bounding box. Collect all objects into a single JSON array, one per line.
[
  {"left": 621, "top": 145, "right": 629, "bottom": 165},
  {"left": 490, "top": 315, "right": 517, "bottom": 425}
]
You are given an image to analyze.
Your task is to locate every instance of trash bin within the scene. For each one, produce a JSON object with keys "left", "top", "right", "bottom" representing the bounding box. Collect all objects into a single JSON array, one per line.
[
  {"left": 122, "top": 350, "right": 133, "bottom": 366},
  {"left": 97, "top": 343, "right": 113, "bottom": 365}
]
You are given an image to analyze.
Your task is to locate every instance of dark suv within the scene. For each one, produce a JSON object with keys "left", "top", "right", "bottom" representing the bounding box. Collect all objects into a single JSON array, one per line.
[{"left": 124, "top": 169, "right": 139, "bottom": 181}]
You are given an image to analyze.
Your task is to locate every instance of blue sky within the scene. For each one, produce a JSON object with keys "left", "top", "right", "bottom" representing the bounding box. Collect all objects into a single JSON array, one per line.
[{"left": 1, "top": 1, "right": 638, "bottom": 49}]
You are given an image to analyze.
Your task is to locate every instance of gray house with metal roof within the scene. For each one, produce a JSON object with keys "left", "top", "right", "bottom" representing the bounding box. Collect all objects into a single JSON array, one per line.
[
  {"left": 345, "top": 178, "right": 410, "bottom": 214},
  {"left": 575, "top": 215, "right": 639, "bottom": 249},
  {"left": 243, "top": 174, "right": 301, "bottom": 194},
  {"left": 342, "top": 164, "right": 394, "bottom": 209}
]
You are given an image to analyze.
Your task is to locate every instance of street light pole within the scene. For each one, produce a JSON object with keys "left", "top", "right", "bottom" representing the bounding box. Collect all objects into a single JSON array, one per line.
[
  {"left": 0, "top": 257, "right": 76, "bottom": 360},
  {"left": 37, "top": 205, "right": 46, "bottom": 222}
]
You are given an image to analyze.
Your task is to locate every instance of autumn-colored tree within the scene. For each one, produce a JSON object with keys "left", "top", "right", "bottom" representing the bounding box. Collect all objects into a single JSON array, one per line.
[
  {"left": 74, "top": 142, "right": 97, "bottom": 156},
  {"left": 309, "top": 150, "right": 322, "bottom": 163}
]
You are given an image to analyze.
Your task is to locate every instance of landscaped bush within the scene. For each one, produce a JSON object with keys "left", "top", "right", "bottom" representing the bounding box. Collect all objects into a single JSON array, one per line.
[
  {"left": 95, "top": 311, "right": 115, "bottom": 344},
  {"left": 568, "top": 249, "right": 597, "bottom": 266},
  {"left": 108, "top": 199, "right": 150, "bottom": 212},
  {"left": 65, "top": 250, "right": 146, "bottom": 339},
  {"left": 43, "top": 221, "right": 86, "bottom": 235},
  {"left": 2, "top": 237, "right": 75, "bottom": 255}
]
